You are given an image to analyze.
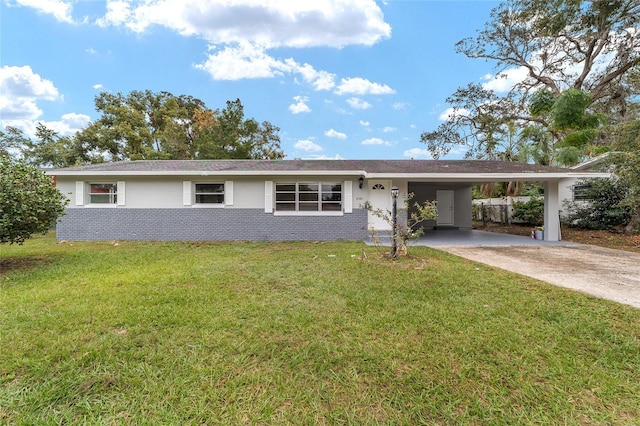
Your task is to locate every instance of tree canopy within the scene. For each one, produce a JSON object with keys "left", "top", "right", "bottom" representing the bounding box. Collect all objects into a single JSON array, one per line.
[
  {"left": 3, "top": 91, "right": 284, "bottom": 167},
  {"left": 421, "top": 0, "right": 640, "bottom": 166},
  {"left": 0, "top": 156, "right": 69, "bottom": 244}
]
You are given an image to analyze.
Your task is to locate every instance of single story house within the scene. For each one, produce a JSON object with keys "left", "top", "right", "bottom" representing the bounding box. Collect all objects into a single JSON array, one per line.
[{"left": 47, "top": 159, "right": 609, "bottom": 242}]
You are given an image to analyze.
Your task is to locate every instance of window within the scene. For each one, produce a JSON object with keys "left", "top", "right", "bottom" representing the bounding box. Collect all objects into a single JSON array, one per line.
[
  {"left": 573, "top": 183, "right": 593, "bottom": 201},
  {"left": 195, "top": 183, "right": 225, "bottom": 204},
  {"left": 275, "top": 182, "right": 342, "bottom": 212},
  {"left": 89, "top": 183, "right": 117, "bottom": 204}
]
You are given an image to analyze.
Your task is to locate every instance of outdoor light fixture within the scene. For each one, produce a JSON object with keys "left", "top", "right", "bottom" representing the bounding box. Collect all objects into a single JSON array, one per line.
[
  {"left": 359, "top": 176, "right": 364, "bottom": 189},
  {"left": 391, "top": 186, "right": 399, "bottom": 258}
]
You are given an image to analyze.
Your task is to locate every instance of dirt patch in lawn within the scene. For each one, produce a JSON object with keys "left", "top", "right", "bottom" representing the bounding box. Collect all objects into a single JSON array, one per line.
[
  {"left": 473, "top": 221, "right": 640, "bottom": 254},
  {"left": 0, "top": 256, "right": 51, "bottom": 276}
]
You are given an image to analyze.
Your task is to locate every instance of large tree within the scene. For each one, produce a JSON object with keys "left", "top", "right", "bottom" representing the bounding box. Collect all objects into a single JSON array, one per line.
[
  {"left": 193, "top": 99, "right": 284, "bottom": 160},
  {"left": 421, "top": 0, "right": 640, "bottom": 165},
  {"left": 76, "top": 91, "right": 284, "bottom": 162},
  {"left": 13, "top": 91, "right": 284, "bottom": 167},
  {"left": 0, "top": 156, "right": 68, "bottom": 244}
]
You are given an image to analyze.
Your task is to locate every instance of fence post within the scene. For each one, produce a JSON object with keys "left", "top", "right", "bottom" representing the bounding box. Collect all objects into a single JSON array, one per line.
[{"left": 481, "top": 202, "right": 486, "bottom": 225}]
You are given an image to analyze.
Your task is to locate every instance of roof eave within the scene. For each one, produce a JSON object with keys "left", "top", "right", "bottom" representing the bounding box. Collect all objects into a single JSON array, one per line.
[
  {"left": 365, "top": 172, "right": 611, "bottom": 181},
  {"left": 47, "top": 170, "right": 367, "bottom": 177},
  {"left": 47, "top": 170, "right": 611, "bottom": 180}
]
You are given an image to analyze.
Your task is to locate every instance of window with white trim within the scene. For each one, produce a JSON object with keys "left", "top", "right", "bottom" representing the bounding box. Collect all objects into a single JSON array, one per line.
[
  {"left": 195, "top": 183, "right": 225, "bottom": 204},
  {"left": 89, "top": 183, "right": 117, "bottom": 204},
  {"left": 275, "top": 182, "right": 342, "bottom": 212}
]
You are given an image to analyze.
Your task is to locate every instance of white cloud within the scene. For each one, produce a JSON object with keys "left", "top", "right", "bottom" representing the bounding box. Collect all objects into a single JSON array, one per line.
[
  {"left": 403, "top": 148, "right": 433, "bottom": 159},
  {"left": 96, "top": 0, "right": 131, "bottom": 27},
  {"left": 12, "top": 0, "right": 74, "bottom": 23},
  {"left": 0, "top": 66, "right": 89, "bottom": 138},
  {"left": 0, "top": 65, "right": 60, "bottom": 121},
  {"left": 481, "top": 67, "right": 530, "bottom": 93},
  {"left": 92, "top": 1, "right": 392, "bottom": 94},
  {"left": 43, "top": 113, "right": 91, "bottom": 137},
  {"left": 289, "top": 96, "right": 311, "bottom": 114},
  {"left": 346, "top": 97, "right": 371, "bottom": 110},
  {"left": 382, "top": 126, "right": 396, "bottom": 133},
  {"left": 438, "top": 107, "right": 470, "bottom": 121},
  {"left": 361, "top": 137, "right": 393, "bottom": 147},
  {"left": 196, "top": 44, "right": 339, "bottom": 90},
  {"left": 4, "top": 113, "right": 91, "bottom": 139},
  {"left": 93, "top": 83, "right": 103, "bottom": 90},
  {"left": 359, "top": 120, "right": 370, "bottom": 127},
  {"left": 195, "top": 42, "right": 292, "bottom": 80},
  {"left": 392, "top": 102, "right": 408, "bottom": 110},
  {"left": 325, "top": 128, "right": 347, "bottom": 140},
  {"left": 335, "top": 77, "right": 395, "bottom": 95},
  {"left": 294, "top": 62, "right": 336, "bottom": 91},
  {"left": 294, "top": 139, "right": 323, "bottom": 152},
  {"left": 94, "top": 0, "right": 391, "bottom": 49}
]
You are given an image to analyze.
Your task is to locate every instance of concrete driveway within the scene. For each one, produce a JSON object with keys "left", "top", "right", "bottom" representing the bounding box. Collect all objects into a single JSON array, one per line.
[
  {"left": 436, "top": 242, "right": 640, "bottom": 309},
  {"left": 369, "top": 230, "right": 640, "bottom": 308}
]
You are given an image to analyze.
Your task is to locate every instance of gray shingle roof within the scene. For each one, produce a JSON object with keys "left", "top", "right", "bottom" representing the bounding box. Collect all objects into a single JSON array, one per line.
[{"left": 49, "top": 159, "right": 572, "bottom": 174}]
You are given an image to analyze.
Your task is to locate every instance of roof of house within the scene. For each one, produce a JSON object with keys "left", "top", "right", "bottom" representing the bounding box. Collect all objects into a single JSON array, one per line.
[
  {"left": 48, "top": 159, "right": 609, "bottom": 181},
  {"left": 570, "top": 152, "right": 617, "bottom": 171}
]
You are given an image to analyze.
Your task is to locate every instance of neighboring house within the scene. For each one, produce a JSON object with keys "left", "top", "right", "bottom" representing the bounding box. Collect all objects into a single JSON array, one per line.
[
  {"left": 559, "top": 152, "right": 616, "bottom": 208},
  {"left": 47, "top": 159, "right": 608, "bottom": 242}
]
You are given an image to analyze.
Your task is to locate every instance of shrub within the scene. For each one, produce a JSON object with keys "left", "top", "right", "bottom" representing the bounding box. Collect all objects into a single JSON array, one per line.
[
  {"left": 0, "top": 156, "right": 68, "bottom": 244},
  {"left": 512, "top": 197, "right": 544, "bottom": 226},
  {"left": 363, "top": 193, "right": 437, "bottom": 258},
  {"left": 562, "top": 178, "right": 631, "bottom": 230}
]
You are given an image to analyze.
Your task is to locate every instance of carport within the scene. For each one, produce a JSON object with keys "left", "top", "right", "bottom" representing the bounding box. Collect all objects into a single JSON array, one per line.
[{"left": 363, "top": 161, "right": 610, "bottom": 242}]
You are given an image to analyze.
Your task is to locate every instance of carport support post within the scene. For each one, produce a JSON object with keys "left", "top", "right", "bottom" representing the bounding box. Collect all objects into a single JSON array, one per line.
[
  {"left": 391, "top": 186, "right": 399, "bottom": 258},
  {"left": 543, "top": 180, "right": 561, "bottom": 241}
]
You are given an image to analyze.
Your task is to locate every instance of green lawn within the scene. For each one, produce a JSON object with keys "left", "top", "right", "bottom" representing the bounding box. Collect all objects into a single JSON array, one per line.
[{"left": 1, "top": 234, "right": 639, "bottom": 424}]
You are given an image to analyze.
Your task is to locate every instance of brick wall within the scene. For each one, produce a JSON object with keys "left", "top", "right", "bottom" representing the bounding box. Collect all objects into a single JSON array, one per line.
[{"left": 56, "top": 208, "right": 369, "bottom": 241}]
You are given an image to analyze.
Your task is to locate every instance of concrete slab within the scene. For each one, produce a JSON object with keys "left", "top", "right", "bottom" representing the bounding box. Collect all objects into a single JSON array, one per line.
[
  {"left": 367, "top": 229, "right": 577, "bottom": 248},
  {"left": 365, "top": 229, "right": 640, "bottom": 309},
  {"left": 439, "top": 245, "right": 640, "bottom": 309}
]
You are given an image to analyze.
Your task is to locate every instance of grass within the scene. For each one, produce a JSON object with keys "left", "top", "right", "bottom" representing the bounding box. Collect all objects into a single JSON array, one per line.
[{"left": 1, "top": 234, "right": 640, "bottom": 424}]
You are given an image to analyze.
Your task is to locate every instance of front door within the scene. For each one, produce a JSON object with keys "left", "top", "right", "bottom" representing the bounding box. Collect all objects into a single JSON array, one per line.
[
  {"left": 367, "top": 180, "right": 392, "bottom": 231},
  {"left": 436, "top": 190, "right": 454, "bottom": 226}
]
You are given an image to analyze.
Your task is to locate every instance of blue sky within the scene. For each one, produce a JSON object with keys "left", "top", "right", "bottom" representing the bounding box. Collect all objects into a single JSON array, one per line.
[{"left": 1, "top": 0, "right": 508, "bottom": 160}]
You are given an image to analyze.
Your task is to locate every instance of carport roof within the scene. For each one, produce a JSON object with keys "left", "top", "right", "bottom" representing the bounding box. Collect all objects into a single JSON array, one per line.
[{"left": 48, "top": 159, "right": 609, "bottom": 181}]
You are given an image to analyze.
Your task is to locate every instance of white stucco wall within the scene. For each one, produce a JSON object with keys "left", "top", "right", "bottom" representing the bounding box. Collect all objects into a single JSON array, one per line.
[
  {"left": 56, "top": 175, "right": 366, "bottom": 211},
  {"left": 399, "top": 181, "right": 473, "bottom": 230}
]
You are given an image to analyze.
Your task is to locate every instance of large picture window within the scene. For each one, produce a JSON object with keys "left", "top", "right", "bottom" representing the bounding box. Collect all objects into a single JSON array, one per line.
[
  {"left": 89, "top": 183, "right": 117, "bottom": 204},
  {"left": 275, "top": 182, "right": 342, "bottom": 212},
  {"left": 195, "top": 183, "right": 225, "bottom": 204}
]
